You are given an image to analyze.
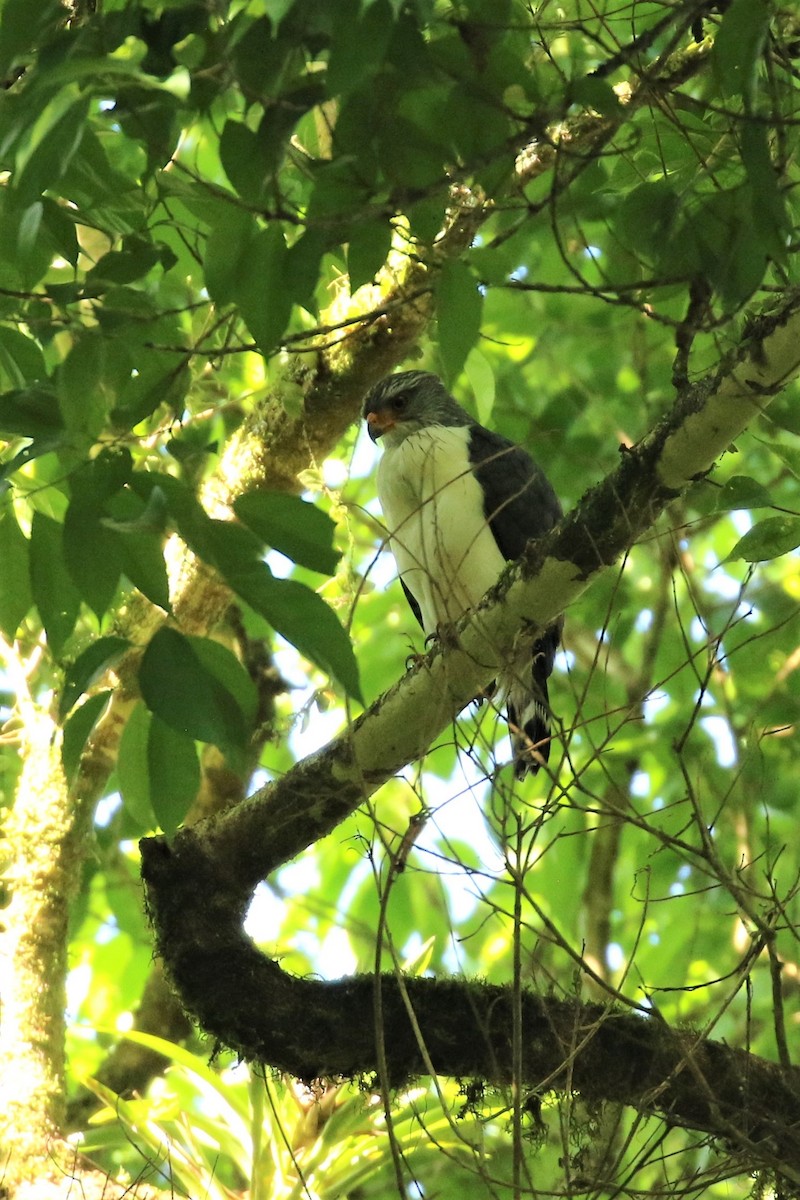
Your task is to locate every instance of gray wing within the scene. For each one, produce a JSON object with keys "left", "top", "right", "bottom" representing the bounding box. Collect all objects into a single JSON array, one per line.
[
  {"left": 467, "top": 424, "right": 562, "bottom": 560},
  {"left": 468, "top": 423, "right": 563, "bottom": 776}
]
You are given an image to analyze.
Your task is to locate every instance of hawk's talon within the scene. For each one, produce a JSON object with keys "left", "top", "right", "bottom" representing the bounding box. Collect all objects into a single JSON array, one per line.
[{"left": 405, "top": 651, "right": 427, "bottom": 671}]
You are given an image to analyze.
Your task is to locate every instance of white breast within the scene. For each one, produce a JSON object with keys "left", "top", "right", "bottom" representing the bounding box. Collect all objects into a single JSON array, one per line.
[{"left": 376, "top": 426, "right": 506, "bottom": 632}]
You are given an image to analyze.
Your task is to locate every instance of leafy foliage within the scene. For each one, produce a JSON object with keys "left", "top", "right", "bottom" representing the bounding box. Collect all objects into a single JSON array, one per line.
[{"left": 0, "top": 0, "right": 799, "bottom": 1197}]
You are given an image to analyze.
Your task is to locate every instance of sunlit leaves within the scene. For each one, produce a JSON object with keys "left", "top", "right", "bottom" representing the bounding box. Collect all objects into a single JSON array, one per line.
[{"left": 0, "top": 7, "right": 798, "bottom": 1194}]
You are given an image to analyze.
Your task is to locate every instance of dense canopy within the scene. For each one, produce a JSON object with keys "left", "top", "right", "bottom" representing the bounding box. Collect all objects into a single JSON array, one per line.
[{"left": 1, "top": 1, "right": 799, "bottom": 1198}]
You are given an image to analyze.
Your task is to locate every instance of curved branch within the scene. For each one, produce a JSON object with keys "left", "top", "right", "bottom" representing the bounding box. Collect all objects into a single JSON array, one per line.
[{"left": 141, "top": 291, "right": 800, "bottom": 1175}]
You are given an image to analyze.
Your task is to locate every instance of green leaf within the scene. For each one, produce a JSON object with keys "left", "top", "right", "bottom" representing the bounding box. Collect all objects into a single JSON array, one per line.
[
  {"left": 57, "top": 332, "right": 108, "bottom": 439},
  {"left": 228, "top": 564, "right": 363, "bottom": 703},
  {"left": 119, "top": 530, "right": 171, "bottom": 611},
  {"left": 138, "top": 627, "right": 248, "bottom": 753},
  {"left": 117, "top": 702, "right": 157, "bottom": 830},
  {"left": 101, "top": 486, "right": 171, "bottom": 610},
  {"left": 0, "top": 0, "right": 62, "bottom": 76},
  {"left": 235, "top": 223, "right": 291, "bottom": 357},
  {"left": 436, "top": 259, "right": 483, "bottom": 384},
  {"left": 85, "top": 242, "right": 162, "bottom": 287},
  {"left": 59, "top": 635, "right": 130, "bottom": 722},
  {"left": 0, "top": 503, "right": 32, "bottom": 637},
  {"left": 763, "top": 440, "right": 800, "bottom": 479},
  {"left": 29, "top": 512, "right": 81, "bottom": 658},
  {"left": 63, "top": 504, "right": 124, "bottom": 620},
  {"left": 0, "top": 386, "right": 63, "bottom": 438},
  {"left": 111, "top": 356, "right": 190, "bottom": 430},
  {"left": 284, "top": 227, "right": 328, "bottom": 309},
  {"left": 713, "top": 0, "right": 769, "bottom": 109},
  {"left": 59, "top": 456, "right": 133, "bottom": 619},
  {"left": 189, "top": 637, "right": 258, "bottom": 725},
  {"left": 0, "top": 326, "right": 47, "bottom": 388},
  {"left": 234, "top": 491, "right": 340, "bottom": 575},
  {"left": 713, "top": 476, "right": 772, "bottom": 512},
  {"left": 464, "top": 348, "right": 496, "bottom": 426},
  {"left": 347, "top": 219, "right": 392, "bottom": 292},
  {"left": 204, "top": 207, "right": 258, "bottom": 307},
  {"left": 614, "top": 180, "right": 679, "bottom": 262},
  {"left": 725, "top": 516, "right": 800, "bottom": 563},
  {"left": 148, "top": 716, "right": 201, "bottom": 838},
  {"left": 741, "top": 119, "right": 788, "bottom": 260},
  {"left": 568, "top": 76, "right": 621, "bottom": 118},
  {"left": 62, "top": 690, "right": 112, "bottom": 786},
  {"left": 219, "top": 119, "right": 267, "bottom": 203},
  {"left": 129, "top": 470, "right": 212, "bottom": 555},
  {"left": 14, "top": 93, "right": 90, "bottom": 205},
  {"left": 327, "top": 0, "right": 395, "bottom": 96}
]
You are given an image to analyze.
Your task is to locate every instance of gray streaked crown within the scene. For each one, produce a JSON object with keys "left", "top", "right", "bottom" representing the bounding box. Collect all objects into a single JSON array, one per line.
[{"left": 363, "top": 371, "right": 472, "bottom": 429}]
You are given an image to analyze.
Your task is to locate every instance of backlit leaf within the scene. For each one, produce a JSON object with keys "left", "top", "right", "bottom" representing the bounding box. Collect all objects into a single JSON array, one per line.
[
  {"left": 59, "top": 635, "right": 130, "bottom": 721},
  {"left": 234, "top": 491, "right": 340, "bottom": 575},
  {"left": 437, "top": 259, "right": 483, "bottom": 384},
  {"left": 725, "top": 516, "right": 800, "bottom": 563},
  {"left": 0, "top": 503, "right": 32, "bottom": 637},
  {"left": 148, "top": 716, "right": 201, "bottom": 838},
  {"left": 29, "top": 512, "right": 81, "bottom": 658},
  {"left": 226, "top": 563, "right": 363, "bottom": 703},
  {"left": 139, "top": 627, "right": 248, "bottom": 753}
]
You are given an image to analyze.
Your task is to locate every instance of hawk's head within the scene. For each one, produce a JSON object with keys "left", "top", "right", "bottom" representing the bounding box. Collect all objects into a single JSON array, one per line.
[{"left": 363, "top": 371, "right": 469, "bottom": 444}]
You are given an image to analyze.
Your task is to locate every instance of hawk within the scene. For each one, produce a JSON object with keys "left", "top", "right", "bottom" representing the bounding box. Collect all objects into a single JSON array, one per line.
[{"left": 363, "top": 370, "right": 563, "bottom": 777}]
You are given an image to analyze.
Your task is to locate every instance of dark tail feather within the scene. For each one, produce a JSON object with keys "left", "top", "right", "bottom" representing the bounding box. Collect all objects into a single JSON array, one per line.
[{"left": 507, "top": 660, "right": 554, "bottom": 779}]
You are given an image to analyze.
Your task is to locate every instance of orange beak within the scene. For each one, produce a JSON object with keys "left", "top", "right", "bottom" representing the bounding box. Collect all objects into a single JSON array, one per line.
[{"left": 366, "top": 410, "right": 396, "bottom": 441}]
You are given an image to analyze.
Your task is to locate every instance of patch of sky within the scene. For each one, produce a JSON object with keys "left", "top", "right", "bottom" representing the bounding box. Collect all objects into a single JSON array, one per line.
[
  {"left": 705, "top": 561, "right": 747, "bottom": 598},
  {"left": 265, "top": 548, "right": 295, "bottom": 579},
  {"left": 244, "top": 882, "right": 284, "bottom": 944},
  {"left": 700, "top": 715, "right": 736, "bottom": 766},
  {"left": 322, "top": 456, "right": 349, "bottom": 489},
  {"left": 583, "top": 245, "right": 603, "bottom": 261},
  {"left": 630, "top": 770, "right": 650, "bottom": 797},
  {"left": 97, "top": 916, "right": 120, "bottom": 945},
  {"left": 509, "top": 265, "right": 529, "bottom": 281},
  {"left": 634, "top": 608, "right": 653, "bottom": 633},
  {"left": 607, "top": 942, "right": 625, "bottom": 971},
  {"left": 66, "top": 963, "right": 93, "bottom": 1022},
  {"left": 95, "top": 792, "right": 122, "bottom": 828},
  {"left": 642, "top": 691, "right": 669, "bottom": 722}
]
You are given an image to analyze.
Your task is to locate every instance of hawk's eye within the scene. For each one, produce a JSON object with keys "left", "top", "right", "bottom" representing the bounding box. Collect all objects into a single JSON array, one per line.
[{"left": 391, "top": 394, "right": 408, "bottom": 413}]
